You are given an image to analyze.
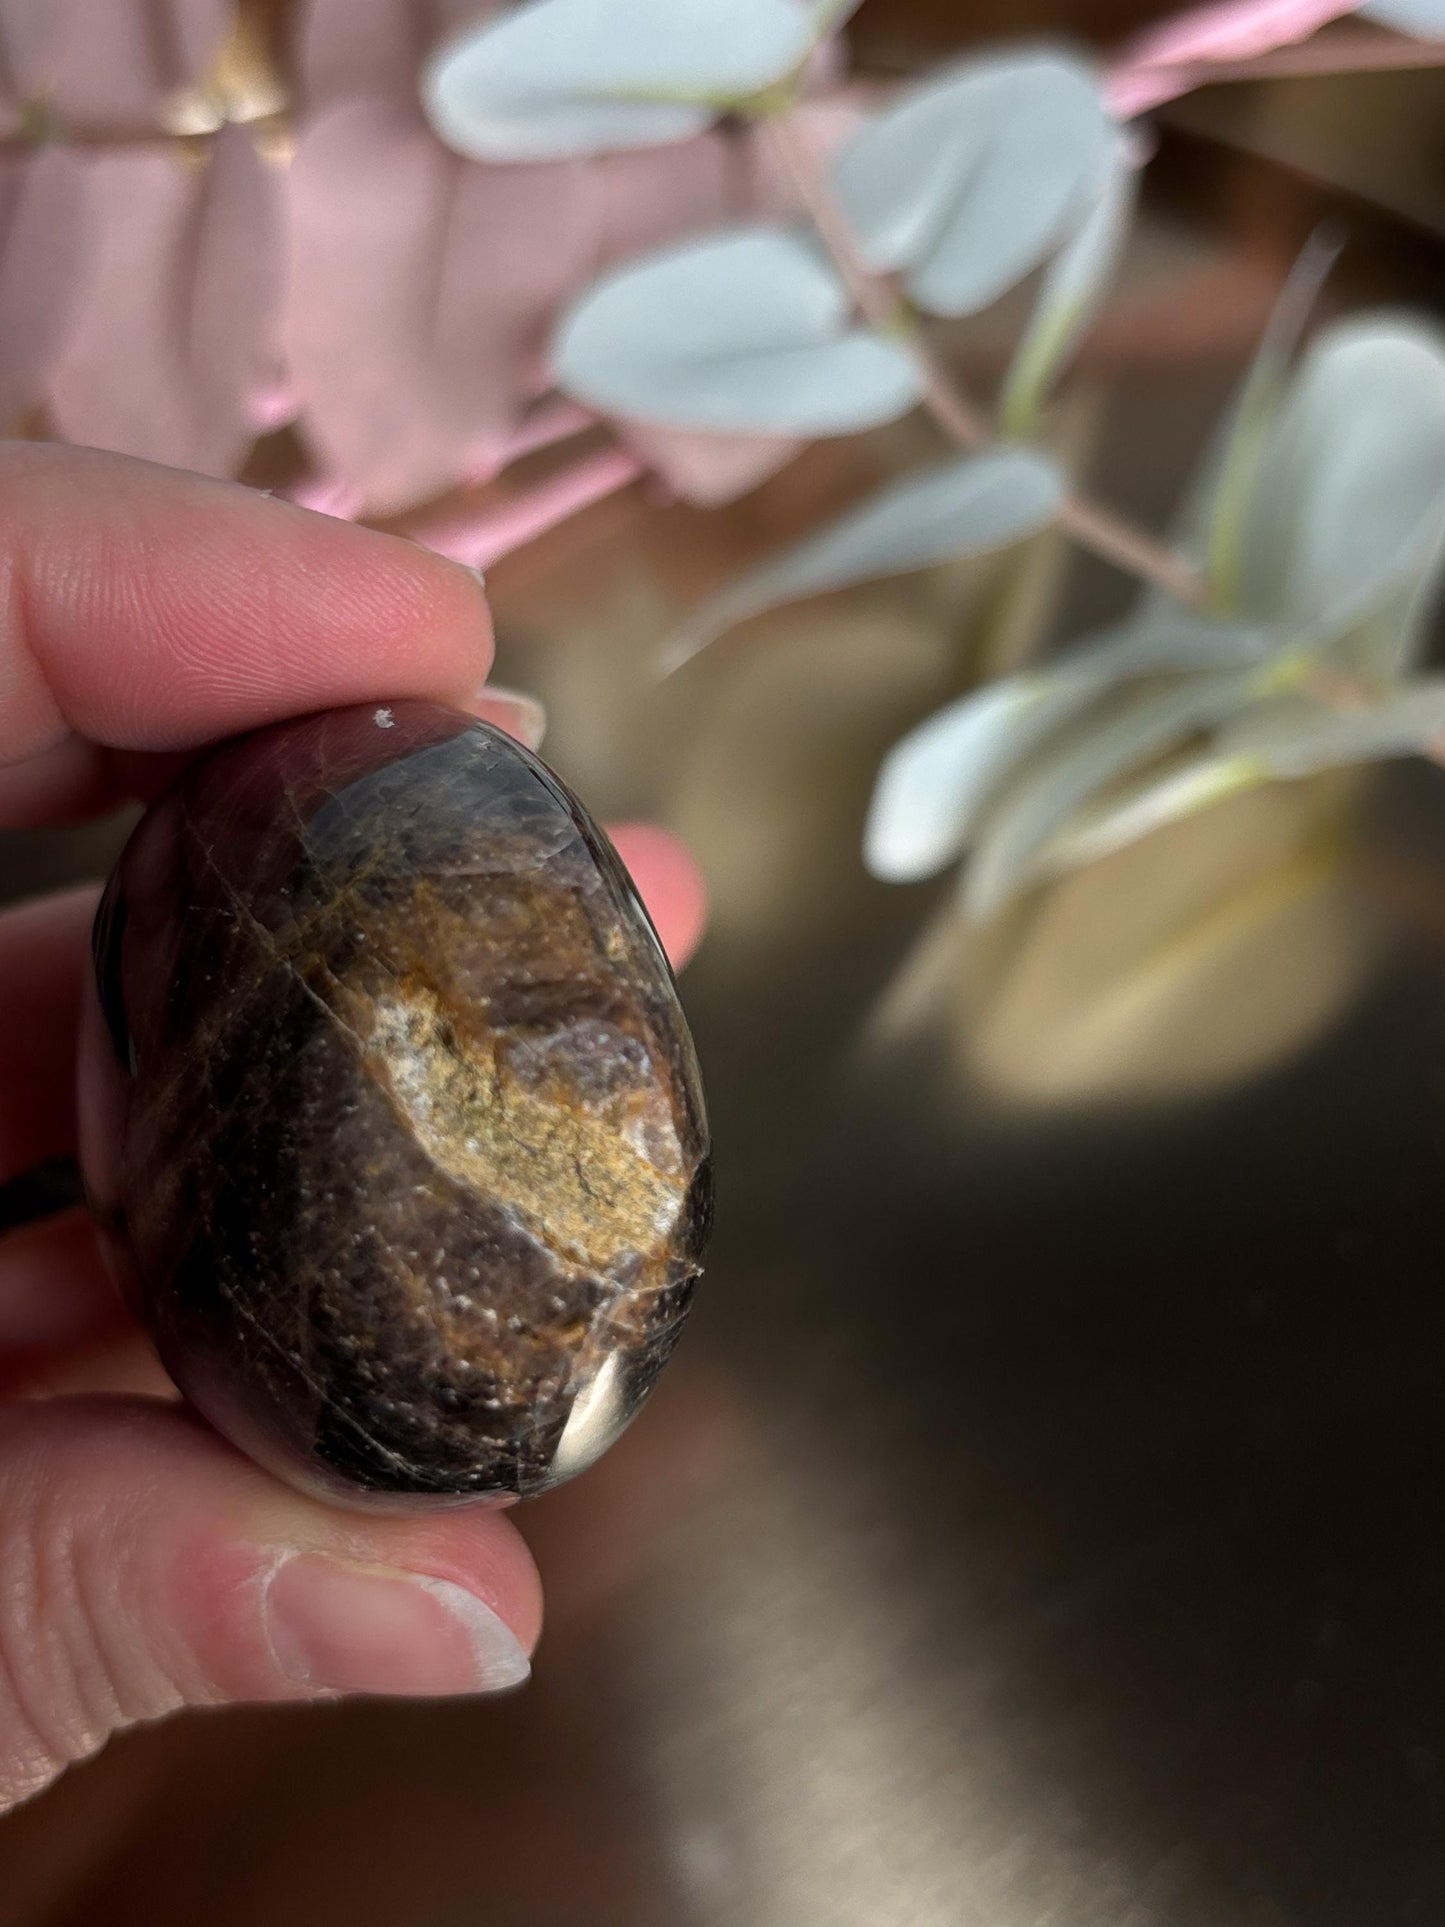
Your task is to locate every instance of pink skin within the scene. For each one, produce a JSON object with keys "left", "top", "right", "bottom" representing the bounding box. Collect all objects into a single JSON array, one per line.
[{"left": 0, "top": 443, "right": 707, "bottom": 1814}]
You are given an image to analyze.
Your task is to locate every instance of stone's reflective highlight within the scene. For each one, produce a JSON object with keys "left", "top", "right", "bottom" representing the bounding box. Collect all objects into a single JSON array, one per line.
[{"left": 82, "top": 702, "right": 711, "bottom": 1509}]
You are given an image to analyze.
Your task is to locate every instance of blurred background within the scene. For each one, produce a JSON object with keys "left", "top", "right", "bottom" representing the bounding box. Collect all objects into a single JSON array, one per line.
[{"left": 4, "top": 1, "right": 1445, "bottom": 1921}]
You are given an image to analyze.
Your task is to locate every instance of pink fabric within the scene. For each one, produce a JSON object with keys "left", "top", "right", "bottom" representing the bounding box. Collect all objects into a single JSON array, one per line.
[
  {"left": 284, "top": 100, "right": 597, "bottom": 512},
  {"left": 0, "top": 147, "right": 88, "bottom": 425},
  {"left": 0, "top": 0, "right": 232, "bottom": 131},
  {"left": 0, "top": 0, "right": 1396, "bottom": 535},
  {"left": 49, "top": 126, "right": 286, "bottom": 478},
  {"left": 286, "top": 0, "right": 795, "bottom": 510},
  {"left": 0, "top": 0, "right": 844, "bottom": 518}
]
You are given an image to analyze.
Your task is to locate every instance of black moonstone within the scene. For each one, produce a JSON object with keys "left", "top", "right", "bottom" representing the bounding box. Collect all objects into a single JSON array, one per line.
[{"left": 80, "top": 702, "right": 711, "bottom": 1509}]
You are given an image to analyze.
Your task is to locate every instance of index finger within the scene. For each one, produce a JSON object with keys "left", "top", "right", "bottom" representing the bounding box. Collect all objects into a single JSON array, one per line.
[{"left": 0, "top": 442, "right": 493, "bottom": 821}]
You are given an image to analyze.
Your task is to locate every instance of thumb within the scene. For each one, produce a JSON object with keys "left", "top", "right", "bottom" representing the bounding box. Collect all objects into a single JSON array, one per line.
[{"left": 0, "top": 1396, "right": 541, "bottom": 1811}]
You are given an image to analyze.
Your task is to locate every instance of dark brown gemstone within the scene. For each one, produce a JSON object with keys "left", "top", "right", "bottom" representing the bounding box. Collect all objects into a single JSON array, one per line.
[{"left": 80, "top": 702, "right": 711, "bottom": 1508}]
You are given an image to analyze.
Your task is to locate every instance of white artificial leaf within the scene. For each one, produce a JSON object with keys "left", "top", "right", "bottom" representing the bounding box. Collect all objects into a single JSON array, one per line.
[
  {"left": 1237, "top": 318, "right": 1445, "bottom": 638},
  {"left": 1342, "top": 560, "right": 1445, "bottom": 683},
  {"left": 664, "top": 447, "right": 1064, "bottom": 670},
  {"left": 1049, "top": 616, "right": 1277, "bottom": 683},
  {"left": 1198, "top": 226, "right": 1342, "bottom": 613},
  {"left": 866, "top": 682, "right": 1073, "bottom": 883},
  {"left": 552, "top": 225, "right": 923, "bottom": 433},
  {"left": 1036, "top": 749, "right": 1265, "bottom": 875},
  {"left": 1133, "top": 226, "right": 1340, "bottom": 626},
  {"left": 1219, "top": 681, "right": 1445, "bottom": 776},
  {"left": 1357, "top": 1, "right": 1445, "bottom": 32},
  {"left": 424, "top": 0, "right": 855, "bottom": 161},
  {"left": 999, "top": 135, "right": 1138, "bottom": 433},
  {"left": 963, "top": 670, "right": 1257, "bottom": 918},
  {"left": 833, "top": 48, "right": 1112, "bottom": 317},
  {"left": 864, "top": 616, "right": 1271, "bottom": 881}
]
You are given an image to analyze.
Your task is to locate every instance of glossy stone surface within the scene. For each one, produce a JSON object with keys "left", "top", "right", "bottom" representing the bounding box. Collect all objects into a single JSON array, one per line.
[{"left": 81, "top": 702, "right": 711, "bottom": 1508}]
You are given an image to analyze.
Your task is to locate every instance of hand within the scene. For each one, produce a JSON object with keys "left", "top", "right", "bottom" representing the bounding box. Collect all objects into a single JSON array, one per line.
[{"left": 0, "top": 443, "right": 706, "bottom": 1813}]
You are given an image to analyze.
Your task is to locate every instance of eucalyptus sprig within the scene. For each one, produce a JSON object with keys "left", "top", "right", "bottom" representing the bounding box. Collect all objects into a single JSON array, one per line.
[{"left": 420, "top": 0, "right": 1445, "bottom": 916}]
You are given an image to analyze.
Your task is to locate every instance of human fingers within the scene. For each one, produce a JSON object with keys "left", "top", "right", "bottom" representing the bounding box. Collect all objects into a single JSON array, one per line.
[
  {"left": 0, "top": 442, "right": 492, "bottom": 823},
  {"left": 0, "top": 1211, "right": 169, "bottom": 1400},
  {"left": 0, "top": 685, "right": 546, "bottom": 827},
  {"left": 0, "top": 1213, "right": 120, "bottom": 1363},
  {"left": 0, "top": 886, "right": 97, "bottom": 1185},
  {"left": 0, "top": 1396, "right": 542, "bottom": 1813}
]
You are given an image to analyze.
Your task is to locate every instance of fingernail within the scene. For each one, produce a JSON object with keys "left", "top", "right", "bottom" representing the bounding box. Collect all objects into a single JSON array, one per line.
[
  {"left": 265, "top": 1553, "right": 531, "bottom": 1698},
  {"left": 477, "top": 685, "right": 547, "bottom": 751}
]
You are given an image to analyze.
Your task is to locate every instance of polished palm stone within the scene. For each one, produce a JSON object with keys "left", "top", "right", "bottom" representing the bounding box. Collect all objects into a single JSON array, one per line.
[{"left": 81, "top": 702, "right": 711, "bottom": 1508}]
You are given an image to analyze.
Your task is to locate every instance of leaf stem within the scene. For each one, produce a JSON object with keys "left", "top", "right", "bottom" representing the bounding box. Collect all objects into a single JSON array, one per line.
[
  {"left": 1059, "top": 492, "right": 1208, "bottom": 604},
  {"left": 762, "top": 113, "right": 1207, "bottom": 607},
  {"left": 1300, "top": 665, "right": 1445, "bottom": 773},
  {"left": 398, "top": 447, "right": 647, "bottom": 569},
  {"left": 1171, "top": 26, "right": 1445, "bottom": 82},
  {"left": 1107, "top": 27, "right": 1445, "bottom": 117}
]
